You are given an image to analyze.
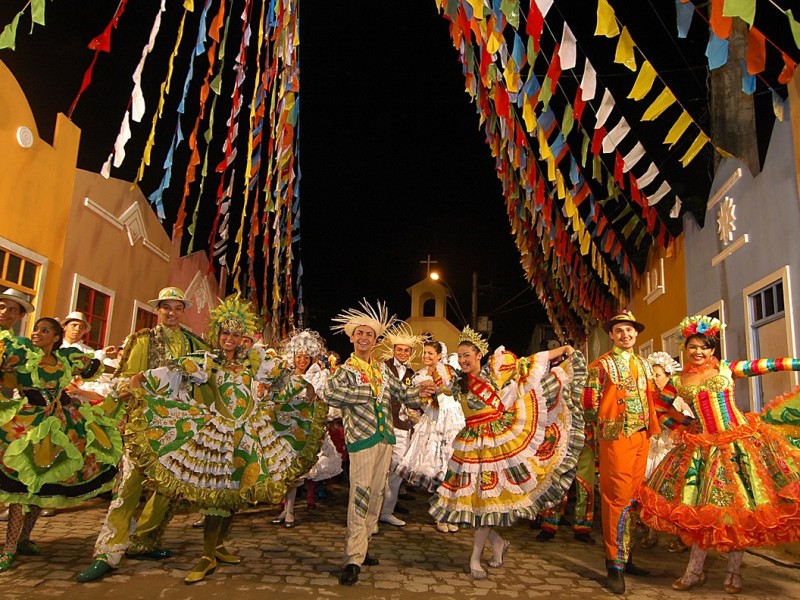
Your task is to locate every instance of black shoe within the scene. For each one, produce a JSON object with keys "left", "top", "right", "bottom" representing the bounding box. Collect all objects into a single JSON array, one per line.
[
  {"left": 625, "top": 560, "right": 650, "bottom": 577},
  {"left": 573, "top": 533, "right": 596, "bottom": 545},
  {"left": 362, "top": 554, "right": 379, "bottom": 566},
  {"left": 535, "top": 530, "right": 555, "bottom": 542},
  {"left": 338, "top": 564, "right": 360, "bottom": 585},
  {"left": 394, "top": 504, "right": 409, "bottom": 515},
  {"left": 125, "top": 548, "right": 172, "bottom": 561},
  {"left": 606, "top": 569, "right": 626, "bottom": 594}
]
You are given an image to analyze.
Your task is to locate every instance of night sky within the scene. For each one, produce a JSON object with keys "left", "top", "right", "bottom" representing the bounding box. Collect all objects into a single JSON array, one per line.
[{"left": 1, "top": 1, "right": 796, "bottom": 356}]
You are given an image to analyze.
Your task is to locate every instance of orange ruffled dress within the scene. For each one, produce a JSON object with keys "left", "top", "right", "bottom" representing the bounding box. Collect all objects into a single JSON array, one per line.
[{"left": 638, "top": 358, "right": 800, "bottom": 550}]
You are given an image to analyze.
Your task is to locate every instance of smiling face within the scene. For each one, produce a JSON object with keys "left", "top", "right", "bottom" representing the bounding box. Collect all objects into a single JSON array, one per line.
[
  {"left": 609, "top": 323, "right": 638, "bottom": 351},
  {"left": 218, "top": 328, "right": 243, "bottom": 357},
  {"left": 684, "top": 335, "right": 715, "bottom": 368},
  {"left": 294, "top": 352, "right": 312, "bottom": 374},
  {"left": 31, "top": 318, "right": 62, "bottom": 353},
  {"left": 350, "top": 325, "right": 377, "bottom": 360},
  {"left": 457, "top": 343, "right": 483, "bottom": 375},
  {"left": 0, "top": 299, "right": 22, "bottom": 331},
  {"left": 64, "top": 319, "right": 88, "bottom": 344},
  {"left": 393, "top": 344, "right": 412, "bottom": 365},
  {"left": 422, "top": 345, "right": 441, "bottom": 367},
  {"left": 157, "top": 300, "right": 186, "bottom": 330}
]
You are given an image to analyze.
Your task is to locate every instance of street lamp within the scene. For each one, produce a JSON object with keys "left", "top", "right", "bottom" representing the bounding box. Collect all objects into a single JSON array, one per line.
[{"left": 429, "top": 271, "right": 470, "bottom": 328}]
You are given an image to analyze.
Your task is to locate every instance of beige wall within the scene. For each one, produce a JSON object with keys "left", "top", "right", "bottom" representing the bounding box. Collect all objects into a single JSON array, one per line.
[
  {"left": 0, "top": 60, "right": 80, "bottom": 329},
  {"left": 629, "top": 234, "right": 687, "bottom": 357}
]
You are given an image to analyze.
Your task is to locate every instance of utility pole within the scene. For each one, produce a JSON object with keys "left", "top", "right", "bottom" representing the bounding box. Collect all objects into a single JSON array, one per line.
[{"left": 471, "top": 271, "right": 478, "bottom": 329}]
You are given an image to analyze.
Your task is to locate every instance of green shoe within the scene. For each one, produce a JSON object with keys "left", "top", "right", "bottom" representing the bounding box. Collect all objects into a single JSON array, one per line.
[
  {"left": 0, "top": 552, "right": 15, "bottom": 572},
  {"left": 17, "top": 540, "right": 40, "bottom": 556},
  {"left": 76, "top": 560, "right": 114, "bottom": 583}
]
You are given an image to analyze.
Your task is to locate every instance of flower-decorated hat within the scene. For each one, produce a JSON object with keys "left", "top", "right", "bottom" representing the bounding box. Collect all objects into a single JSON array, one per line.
[
  {"left": 148, "top": 286, "right": 193, "bottom": 309},
  {"left": 647, "top": 352, "right": 682, "bottom": 375},
  {"left": 280, "top": 329, "right": 326, "bottom": 361},
  {"left": 602, "top": 309, "right": 645, "bottom": 334},
  {"left": 677, "top": 314, "right": 724, "bottom": 347}
]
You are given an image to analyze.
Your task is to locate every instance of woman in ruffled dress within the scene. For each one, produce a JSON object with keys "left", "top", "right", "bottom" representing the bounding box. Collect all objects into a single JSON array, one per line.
[
  {"left": 0, "top": 318, "right": 123, "bottom": 572},
  {"left": 397, "top": 340, "right": 465, "bottom": 532},
  {"left": 638, "top": 315, "right": 800, "bottom": 594},
  {"left": 271, "top": 330, "right": 341, "bottom": 527},
  {"left": 429, "top": 326, "right": 585, "bottom": 579},
  {"left": 124, "top": 296, "right": 326, "bottom": 583}
]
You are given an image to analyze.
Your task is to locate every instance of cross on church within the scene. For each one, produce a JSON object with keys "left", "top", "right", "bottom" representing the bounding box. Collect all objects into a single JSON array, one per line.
[{"left": 420, "top": 254, "right": 438, "bottom": 276}]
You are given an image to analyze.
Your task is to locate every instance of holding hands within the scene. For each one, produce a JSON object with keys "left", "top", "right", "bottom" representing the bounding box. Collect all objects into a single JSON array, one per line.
[{"left": 417, "top": 379, "right": 439, "bottom": 400}]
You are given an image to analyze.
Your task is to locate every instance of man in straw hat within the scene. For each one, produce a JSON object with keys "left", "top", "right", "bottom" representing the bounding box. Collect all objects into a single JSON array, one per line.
[
  {"left": 582, "top": 310, "right": 668, "bottom": 594},
  {"left": 0, "top": 288, "right": 34, "bottom": 333},
  {"left": 324, "top": 300, "right": 437, "bottom": 586},
  {"left": 378, "top": 322, "right": 421, "bottom": 528},
  {"left": 77, "top": 286, "right": 209, "bottom": 582}
]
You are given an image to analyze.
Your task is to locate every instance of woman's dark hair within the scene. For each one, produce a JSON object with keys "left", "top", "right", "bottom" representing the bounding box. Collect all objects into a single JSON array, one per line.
[
  {"left": 36, "top": 317, "right": 64, "bottom": 347},
  {"left": 457, "top": 340, "right": 483, "bottom": 354},
  {"left": 424, "top": 341, "right": 443, "bottom": 354}
]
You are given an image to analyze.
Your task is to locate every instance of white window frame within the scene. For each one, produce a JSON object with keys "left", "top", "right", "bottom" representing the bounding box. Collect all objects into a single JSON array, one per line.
[
  {"left": 0, "top": 237, "right": 48, "bottom": 335},
  {"left": 644, "top": 258, "right": 665, "bottom": 305},
  {"left": 661, "top": 326, "right": 681, "bottom": 366},
  {"left": 70, "top": 274, "right": 115, "bottom": 348},
  {"left": 743, "top": 266, "right": 797, "bottom": 411},
  {"left": 131, "top": 300, "right": 158, "bottom": 334},
  {"left": 638, "top": 338, "right": 653, "bottom": 358}
]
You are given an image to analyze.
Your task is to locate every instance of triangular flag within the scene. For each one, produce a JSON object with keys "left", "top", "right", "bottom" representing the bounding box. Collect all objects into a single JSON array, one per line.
[
  {"left": 603, "top": 118, "right": 630, "bottom": 153},
  {"left": 746, "top": 27, "right": 766, "bottom": 74},
  {"left": 723, "top": 0, "right": 756, "bottom": 26},
  {"left": 595, "top": 89, "right": 615, "bottom": 128},
  {"left": 31, "top": 0, "right": 46, "bottom": 26},
  {"left": 706, "top": 32, "right": 729, "bottom": 70},
  {"left": 663, "top": 112, "right": 693, "bottom": 147},
  {"left": 741, "top": 60, "right": 756, "bottom": 94},
  {"left": 772, "top": 88, "right": 785, "bottom": 121},
  {"left": 596, "top": 0, "right": 620, "bottom": 38},
  {"left": 642, "top": 87, "right": 676, "bottom": 121},
  {"left": 0, "top": 12, "right": 21, "bottom": 50},
  {"left": 614, "top": 27, "right": 636, "bottom": 71},
  {"left": 559, "top": 22, "right": 576, "bottom": 70},
  {"left": 710, "top": 0, "right": 732, "bottom": 39},
  {"left": 628, "top": 60, "right": 657, "bottom": 100},
  {"left": 679, "top": 132, "right": 710, "bottom": 166},
  {"left": 676, "top": 1, "right": 694, "bottom": 38},
  {"left": 647, "top": 181, "right": 671, "bottom": 205},
  {"left": 581, "top": 58, "right": 597, "bottom": 101},
  {"left": 787, "top": 10, "right": 800, "bottom": 50},
  {"left": 670, "top": 198, "right": 682, "bottom": 219},
  {"left": 622, "top": 142, "right": 645, "bottom": 172},
  {"left": 778, "top": 53, "right": 797, "bottom": 84}
]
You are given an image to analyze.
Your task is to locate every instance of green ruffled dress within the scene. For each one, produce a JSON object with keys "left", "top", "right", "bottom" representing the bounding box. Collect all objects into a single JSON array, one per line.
[
  {"left": 0, "top": 330, "right": 124, "bottom": 507},
  {"left": 125, "top": 347, "right": 327, "bottom": 514}
]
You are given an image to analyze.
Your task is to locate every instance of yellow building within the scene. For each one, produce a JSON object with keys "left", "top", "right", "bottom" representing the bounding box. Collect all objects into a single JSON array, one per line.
[
  {"left": 405, "top": 277, "right": 461, "bottom": 359},
  {"left": 0, "top": 60, "right": 220, "bottom": 343}
]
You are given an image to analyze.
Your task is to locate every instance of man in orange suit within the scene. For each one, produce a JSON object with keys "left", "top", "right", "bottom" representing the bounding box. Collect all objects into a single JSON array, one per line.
[{"left": 582, "top": 310, "right": 660, "bottom": 595}]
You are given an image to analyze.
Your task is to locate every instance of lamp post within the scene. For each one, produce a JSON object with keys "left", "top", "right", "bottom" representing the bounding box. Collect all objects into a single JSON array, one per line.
[{"left": 429, "top": 271, "right": 477, "bottom": 329}]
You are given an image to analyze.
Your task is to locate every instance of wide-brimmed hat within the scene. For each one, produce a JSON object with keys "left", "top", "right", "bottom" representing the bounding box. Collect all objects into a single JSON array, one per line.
[
  {"left": 63, "top": 311, "right": 89, "bottom": 326},
  {"left": 148, "top": 287, "right": 193, "bottom": 309},
  {"left": 602, "top": 309, "right": 645, "bottom": 334},
  {"left": 1, "top": 288, "right": 35, "bottom": 313}
]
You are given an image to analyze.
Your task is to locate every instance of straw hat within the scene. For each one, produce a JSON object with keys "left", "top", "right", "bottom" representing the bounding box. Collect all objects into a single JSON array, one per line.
[
  {"left": 147, "top": 287, "right": 193, "bottom": 309},
  {"left": 0, "top": 288, "right": 35, "bottom": 313}
]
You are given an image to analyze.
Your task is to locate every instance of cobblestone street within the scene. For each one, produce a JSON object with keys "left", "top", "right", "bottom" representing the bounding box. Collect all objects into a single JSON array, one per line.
[{"left": 3, "top": 482, "right": 800, "bottom": 599}]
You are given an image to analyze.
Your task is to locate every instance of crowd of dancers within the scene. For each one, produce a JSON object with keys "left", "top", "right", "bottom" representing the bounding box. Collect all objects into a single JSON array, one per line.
[{"left": 1, "top": 287, "right": 800, "bottom": 594}]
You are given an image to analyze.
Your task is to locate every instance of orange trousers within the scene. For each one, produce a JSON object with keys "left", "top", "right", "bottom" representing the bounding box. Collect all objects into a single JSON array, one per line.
[{"left": 598, "top": 429, "right": 648, "bottom": 569}]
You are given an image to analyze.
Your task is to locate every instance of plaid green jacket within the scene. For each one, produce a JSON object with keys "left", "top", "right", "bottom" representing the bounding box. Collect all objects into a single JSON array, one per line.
[{"left": 324, "top": 354, "right": 423, "bottom": 452}]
